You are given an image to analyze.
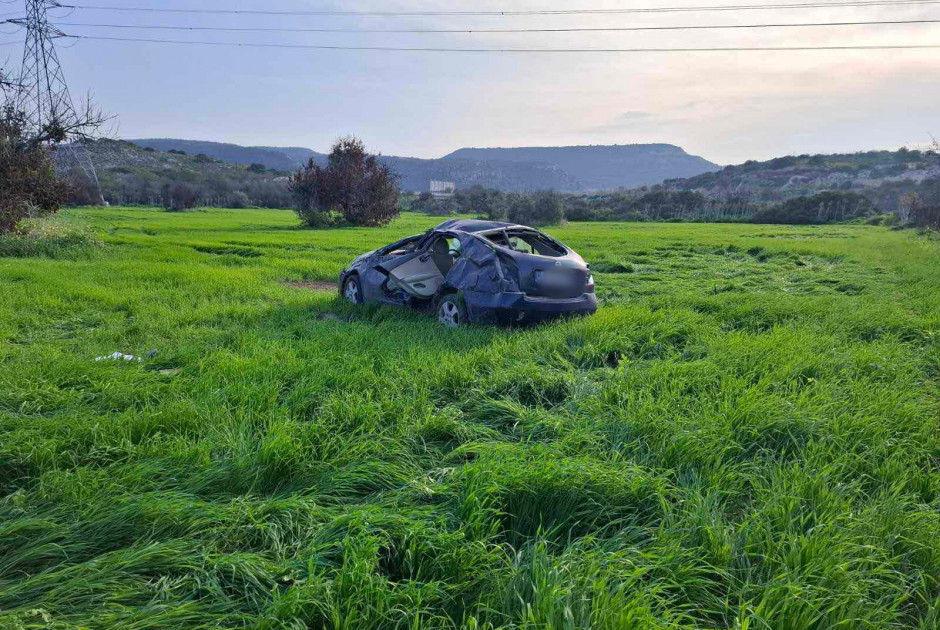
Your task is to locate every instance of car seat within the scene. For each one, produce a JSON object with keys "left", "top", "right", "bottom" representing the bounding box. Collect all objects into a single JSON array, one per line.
[{"left": 432, "top": 238, "right": 454, "bottom": 275}]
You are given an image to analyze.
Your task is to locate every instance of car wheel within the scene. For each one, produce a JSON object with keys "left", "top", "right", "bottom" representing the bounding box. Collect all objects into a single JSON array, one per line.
[
  {"left": 436, "top": 293, "right": 468, "bottom": 328},
  {"left": 343, "top": 275, "right": 363, "bottom": 305}
]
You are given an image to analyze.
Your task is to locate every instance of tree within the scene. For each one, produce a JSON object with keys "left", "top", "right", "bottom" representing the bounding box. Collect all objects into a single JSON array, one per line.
[
  {"left": 504, "top": 193, "right": 535, "bottom": 225},
  {"left": 464, "top": 186, "right": 507, "bottom": 220},
  {"left": 530, "top": 191, "right": 565, "bottom": 226},
  {"left": 289, "top": 136, "right": 400, "bottom": 228},
  {"left": 161, "top": 182, "right": 201, "bottom": 212},
  {"left": 227, "top": 190, "right": 251, "bottom": 209},
  {"left": 0, "top": 103, "right": 68, "bottom": 232},
  {"left": 1, "top": 66, "right": 108, "bottom": 232}
]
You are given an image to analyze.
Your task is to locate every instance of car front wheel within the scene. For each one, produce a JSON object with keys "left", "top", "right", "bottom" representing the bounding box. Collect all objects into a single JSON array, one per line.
[
  {"left": 436, "top": 293, "right": 468, "bottom": 327},
  {"left": 343, "top": 275, "right": 363, "bottom": 305}
]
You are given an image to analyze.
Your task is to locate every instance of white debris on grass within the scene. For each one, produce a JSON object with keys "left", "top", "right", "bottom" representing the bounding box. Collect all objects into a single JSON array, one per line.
[{"left": 95, "top": 352, "right": 143, "bottom": 363}]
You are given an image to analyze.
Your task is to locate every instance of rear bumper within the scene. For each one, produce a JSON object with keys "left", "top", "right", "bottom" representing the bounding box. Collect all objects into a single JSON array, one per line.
[{"left": 463, "top": 290, "right": 598, "bottom": 325}]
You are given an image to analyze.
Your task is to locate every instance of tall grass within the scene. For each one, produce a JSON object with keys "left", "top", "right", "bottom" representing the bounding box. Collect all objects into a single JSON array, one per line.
[{"left": 0, "top": 209, "right": 938, "bottom": 629}]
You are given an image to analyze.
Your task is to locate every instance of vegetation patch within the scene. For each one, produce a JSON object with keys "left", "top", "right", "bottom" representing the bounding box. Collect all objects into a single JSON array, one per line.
[
  {"left": 592, "top": 260, "right": 635, "bottom": 273},
  {"left": 1, "top": 208, "right": 939, "bottom": 629},
  {"left": 0, "top": 219, "right": 102, "bottom": 259},
  {"left": 456, "top": 445, "right": 667, "bottom": 545}
]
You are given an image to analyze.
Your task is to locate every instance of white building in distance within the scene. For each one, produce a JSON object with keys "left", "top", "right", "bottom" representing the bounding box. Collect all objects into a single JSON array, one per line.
[{"left": 430, "top": 180, "right": 457, "bottom": 199}]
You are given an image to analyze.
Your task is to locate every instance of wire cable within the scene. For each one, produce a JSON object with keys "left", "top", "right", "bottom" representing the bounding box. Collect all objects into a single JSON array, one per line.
[
  {"left": 56, "top": 0, "right": 940, "bottom": 17},
  {"left": 65, "top": 34, "right": 940, "bottom": 52},
  {"left": 53, "top": 18, "right": 940, "bottom": 34}
]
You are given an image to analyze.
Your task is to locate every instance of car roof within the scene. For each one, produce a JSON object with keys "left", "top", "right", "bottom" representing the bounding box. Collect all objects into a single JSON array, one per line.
[{"left": 435, "top": 219, "right": 524, "bottom": 233}]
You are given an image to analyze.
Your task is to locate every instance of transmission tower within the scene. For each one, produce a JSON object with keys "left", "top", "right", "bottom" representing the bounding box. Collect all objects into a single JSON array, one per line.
[{"left": 10, "top": 0, "right": 104, "bottom": 203}]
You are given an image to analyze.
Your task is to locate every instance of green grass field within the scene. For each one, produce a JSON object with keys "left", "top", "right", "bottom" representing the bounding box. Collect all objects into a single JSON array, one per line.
[{"left": 1, "top": 208, "right": 939, "bottom": 629}]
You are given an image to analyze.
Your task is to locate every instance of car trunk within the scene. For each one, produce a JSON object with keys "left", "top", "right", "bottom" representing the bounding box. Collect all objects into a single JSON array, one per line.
[{"left": 510, "top": 253, "right": 591, "bottom": 299}]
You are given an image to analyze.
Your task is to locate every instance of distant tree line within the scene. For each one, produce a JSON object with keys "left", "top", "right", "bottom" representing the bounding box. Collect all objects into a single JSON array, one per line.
[
  {"left": 751, "top": 192, "right": 876, "bottom": 224},
  {"left": 400, "top": 185, "right": 940, "bottom": 227},
  {"left": 402, "top": 185, "right": 940, "bottom": 227},
  {"left": 406, "top": 187, "right": 759, "bottom": 225},
  {"left": 72, "top": 165, "right": 292, "bottom": 211}
]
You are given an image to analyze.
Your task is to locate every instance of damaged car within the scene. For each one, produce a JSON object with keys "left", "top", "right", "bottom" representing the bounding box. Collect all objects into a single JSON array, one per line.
[{"left": 338, "top": 219, "right": 597, "bottom": 326}]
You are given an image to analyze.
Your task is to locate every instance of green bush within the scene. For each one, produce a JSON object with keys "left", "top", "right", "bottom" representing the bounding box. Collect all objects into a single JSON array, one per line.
[
  {"left": 505, "top": 191, "right": 564, "bottom": 226},
  {"left": 290, "top": 136, "right": 400, "bottom": 228},
  {"left": 161, "top": 182, "right": 201, "bottom": 212}
]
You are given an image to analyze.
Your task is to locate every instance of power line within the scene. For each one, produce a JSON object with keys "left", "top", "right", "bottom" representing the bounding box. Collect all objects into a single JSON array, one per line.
[
  {"left": 52, "top": 18, "right": 940, "bottom": 34},
  {"left": 65, "top": 34, "right": 940, "bottom": 52},
  {"left": 56, "top": 0, "right": 940, "bottom": 16}
]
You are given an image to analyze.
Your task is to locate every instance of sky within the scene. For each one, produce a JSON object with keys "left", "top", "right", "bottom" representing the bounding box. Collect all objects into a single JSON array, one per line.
[{"left": 5, "top": 0, "right": 940, "bottom": 164}]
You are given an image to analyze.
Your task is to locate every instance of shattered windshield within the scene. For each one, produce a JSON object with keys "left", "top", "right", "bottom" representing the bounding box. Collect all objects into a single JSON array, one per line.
[{"left": 484, "top": 229, "right": 566, "bottom": 258}]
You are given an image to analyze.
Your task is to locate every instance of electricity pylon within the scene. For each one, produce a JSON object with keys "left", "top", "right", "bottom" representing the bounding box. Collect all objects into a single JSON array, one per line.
[{"left": 10, "top": 0, "right": 104, "bottom": 203}]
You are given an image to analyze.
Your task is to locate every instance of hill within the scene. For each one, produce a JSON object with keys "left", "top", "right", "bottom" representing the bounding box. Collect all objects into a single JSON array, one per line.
[
  {"left": 127, "top": 139, "right": 302, "bottom": 172},
  {"left": 127, "top": 139, "right": 720, "bottom": 193},
  {"left": 75, "top": 141, "right": 940, "bottom": 218},
  {"left": 661, "top": 149, "right": 940, "bottom": 211},
  {"left": 445, "top": 144, "right": 721, "bottom": 190},
  {"left": 70, "top": 139, "right": 291, "bottom": 208}
]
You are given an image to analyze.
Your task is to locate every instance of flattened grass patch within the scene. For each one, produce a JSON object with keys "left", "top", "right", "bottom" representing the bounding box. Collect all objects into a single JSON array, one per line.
[
  {"left": 283, "top": 281, "right": 339, "bottom": 293},
  {"left": 192, "top": 244, "right": 263, "bottom": 258}
]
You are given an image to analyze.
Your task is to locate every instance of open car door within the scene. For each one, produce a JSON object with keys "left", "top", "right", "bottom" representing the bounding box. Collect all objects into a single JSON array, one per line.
[{"left": 377, "top": 234, "right": 455, "bottom": 299}]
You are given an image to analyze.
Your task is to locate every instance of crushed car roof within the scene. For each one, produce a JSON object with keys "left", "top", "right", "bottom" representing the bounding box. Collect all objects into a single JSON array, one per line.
[{"left": 435, "top": 219, "right": 522, "bottom": 233}]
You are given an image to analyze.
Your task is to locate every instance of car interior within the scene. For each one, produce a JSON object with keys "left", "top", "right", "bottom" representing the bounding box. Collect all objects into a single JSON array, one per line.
[
  {"left": 385, "top": 236, "right": 460, "bottom": 298},
  {"left": 484, "top": 229, "right": 566, "bottom": 257}
]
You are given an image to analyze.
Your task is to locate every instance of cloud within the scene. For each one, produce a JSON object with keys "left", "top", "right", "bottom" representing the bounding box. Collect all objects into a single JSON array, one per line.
[
  {"left": 583, "top": 110, "right": 689, "bottom": 135},
  {"left": 615, "top": 111, "right": 655, "bottom": 122}
]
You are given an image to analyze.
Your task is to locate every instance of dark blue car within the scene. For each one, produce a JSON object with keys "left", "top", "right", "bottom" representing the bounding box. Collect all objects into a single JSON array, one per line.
[{"left": 339, "top": 220, "right": 597, "bottom": 326}]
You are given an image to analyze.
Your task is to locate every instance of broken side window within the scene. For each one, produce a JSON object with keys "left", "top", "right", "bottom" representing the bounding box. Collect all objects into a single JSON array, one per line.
[
  {"left": 485, "top": 230, "right": 566, "bottom": 258},
  {"left": 485, "top": 231, "right": 511, "bottom": 249},
  {"left": 381, "top": 236, "right": 422, "bottom": 257}
]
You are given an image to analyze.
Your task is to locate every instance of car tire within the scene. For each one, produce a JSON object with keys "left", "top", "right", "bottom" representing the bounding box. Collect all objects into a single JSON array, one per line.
[
  {"left": 436, "top": 292, "right": 468, "bottom": 328},
  {"left": 342, "top": 274, "right": 364, "bottom": 305}
]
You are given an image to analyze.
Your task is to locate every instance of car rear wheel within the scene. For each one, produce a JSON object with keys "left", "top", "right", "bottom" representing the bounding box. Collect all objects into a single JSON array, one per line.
[
  {"left": 343, "top": 275, "right": 363, "bottom": 305},
  {"left": 436, "top": 293, "right": 468, "bottom": 327}
]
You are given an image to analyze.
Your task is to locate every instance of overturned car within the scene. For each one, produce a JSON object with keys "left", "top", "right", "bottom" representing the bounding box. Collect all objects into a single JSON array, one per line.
[{"left": 338, "top": 219, "right": 597, "bottom": 326}]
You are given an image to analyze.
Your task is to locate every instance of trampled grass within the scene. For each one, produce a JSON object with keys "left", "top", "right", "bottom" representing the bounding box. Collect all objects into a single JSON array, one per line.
[{"left": 1, "top": 208, "right": 939, "bottom": 629}]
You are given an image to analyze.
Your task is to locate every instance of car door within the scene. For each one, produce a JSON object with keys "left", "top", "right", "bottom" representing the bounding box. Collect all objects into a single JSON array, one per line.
[{"left": 377, "top": 232, "right": 450, "bottom": 298}]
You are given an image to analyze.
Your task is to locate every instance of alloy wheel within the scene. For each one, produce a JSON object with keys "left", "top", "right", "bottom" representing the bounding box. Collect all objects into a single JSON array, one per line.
[
  {"left": 438, "top": 300, "right": 460, "bottom": 327},
  {"left": 344, "top": 279, "right": 360, "bottom": 304}
]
